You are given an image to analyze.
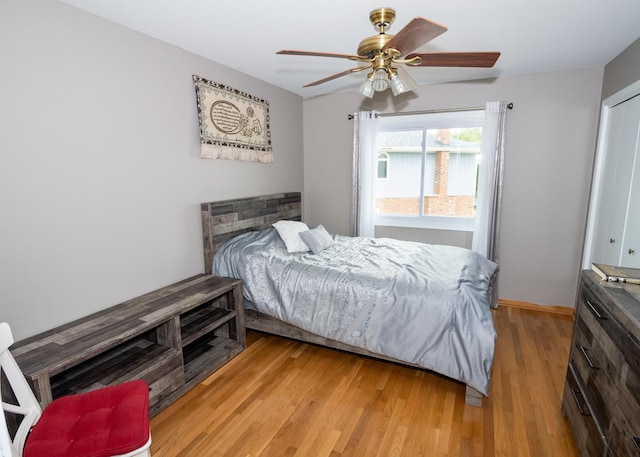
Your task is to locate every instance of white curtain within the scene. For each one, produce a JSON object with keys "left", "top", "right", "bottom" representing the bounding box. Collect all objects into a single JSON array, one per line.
[
  {"left": 350, "top": 111, "right": 378, "bottom": 237},
  {"left": 473, "top": 101, "right": 509, "bottom": 307}
]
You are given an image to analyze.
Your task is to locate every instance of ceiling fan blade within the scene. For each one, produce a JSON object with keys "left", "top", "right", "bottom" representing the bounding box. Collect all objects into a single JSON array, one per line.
[
  {"left": 383, "top": 17, "right": 447, "bottom": 55},
  {"left": 406, "top": 52, "right": 501, "bottom": 67},
  {"left": 303, "top": 67, "right": 369, "bottom": 87},
  {"left": 277, "top": 50, "right": 362, "bottom": 60}
]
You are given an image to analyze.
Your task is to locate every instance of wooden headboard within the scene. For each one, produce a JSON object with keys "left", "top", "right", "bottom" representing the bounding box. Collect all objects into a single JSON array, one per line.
[{"left": 200, "top": 192, "right": 302, "bottom": 274}]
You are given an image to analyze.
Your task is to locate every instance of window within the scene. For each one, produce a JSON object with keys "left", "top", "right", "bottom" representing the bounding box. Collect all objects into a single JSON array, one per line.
[
  {"left": 377, "top": 152, "right": 389, "bottom": 179},
  {"left": 374, "top": 110, "right": 485, "bottom": 231}
]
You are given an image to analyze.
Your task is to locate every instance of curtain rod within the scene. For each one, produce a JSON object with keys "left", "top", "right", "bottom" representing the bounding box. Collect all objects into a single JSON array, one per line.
[{"left": 346, "top": 102, "right": 513, "bottom": 120}]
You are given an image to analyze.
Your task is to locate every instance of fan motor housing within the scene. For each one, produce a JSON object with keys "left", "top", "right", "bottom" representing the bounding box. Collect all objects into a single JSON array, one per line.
[
  {"left": 358, "top": 7, "right": 397, "bottom": 57},
  {"left": 357, "top": 34, "right": 394, "bottom": 58}
]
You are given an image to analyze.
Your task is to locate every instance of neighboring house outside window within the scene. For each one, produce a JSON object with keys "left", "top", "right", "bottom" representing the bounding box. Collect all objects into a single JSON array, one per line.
[
  {"left": 377, "top": 152, "right": 389, "bottom": 179},
  {"left": 375, "top": 110, "right": 484, "bottom": 231}
]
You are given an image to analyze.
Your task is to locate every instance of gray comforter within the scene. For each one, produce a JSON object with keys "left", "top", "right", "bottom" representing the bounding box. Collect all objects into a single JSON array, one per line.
[{"left": 213, "top": 228, "right": 498, "bottom": 395}]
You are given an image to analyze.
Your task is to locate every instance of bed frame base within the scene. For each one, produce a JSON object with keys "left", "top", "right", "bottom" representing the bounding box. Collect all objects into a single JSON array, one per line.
[{"left": 245, "top": 309, "right": 483, "bottom": 407}]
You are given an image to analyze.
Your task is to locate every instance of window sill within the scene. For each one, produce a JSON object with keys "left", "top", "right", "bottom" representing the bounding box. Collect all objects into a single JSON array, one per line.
[{"left": 374, "top": 215, "right": 474, "bottom": 232}]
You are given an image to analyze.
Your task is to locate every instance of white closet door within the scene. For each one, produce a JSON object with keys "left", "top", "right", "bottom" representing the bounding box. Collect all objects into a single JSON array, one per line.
[
  {"left": 583, "top": 81, "right": 640, "bottom": 270},
  {"left": 620, "top": 95, "right": 640, "bottom": 267},
  {"left": 592, "top": 101, "right": 630, "bottom": 264}
]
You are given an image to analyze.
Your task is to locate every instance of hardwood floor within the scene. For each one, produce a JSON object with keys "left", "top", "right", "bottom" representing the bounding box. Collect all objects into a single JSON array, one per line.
[{"left": 150, "top": 306, "right": 579, "bottom": 457}]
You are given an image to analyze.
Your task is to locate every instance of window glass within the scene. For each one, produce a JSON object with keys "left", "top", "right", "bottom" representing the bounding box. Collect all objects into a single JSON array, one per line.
[
  {"left": 377, "top": 152, "right": 389, "bottom": 179},
  {"left": 374, "top": 112, "right": 484, "bottom": 230},
  {"left": 376, "top": 130, "right": 422, "bottom": 216}
]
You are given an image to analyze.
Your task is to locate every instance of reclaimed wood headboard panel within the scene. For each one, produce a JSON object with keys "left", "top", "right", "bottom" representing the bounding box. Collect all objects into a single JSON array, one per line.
[{"left": 200, "top": 192, "right": 302, "bottom": 274}]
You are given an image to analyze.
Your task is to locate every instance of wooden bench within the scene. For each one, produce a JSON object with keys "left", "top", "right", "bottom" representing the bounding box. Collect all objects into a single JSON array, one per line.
[{"left": 11, "top": 274, "right": 245, "bottom": 417}]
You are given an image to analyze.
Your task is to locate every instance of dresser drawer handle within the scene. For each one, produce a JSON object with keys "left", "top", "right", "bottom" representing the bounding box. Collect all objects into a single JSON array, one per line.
[
  {"left": 571, "top": 388, "right": 590, "bottom": 416},
  {"left": 585, "top": 300, "right": 608, "bottom": 320},
  {"left": 579, "top": 346, "right": 599, "bottom": 369},
  {"left": 633, "top": 437, "right": 640, "bottom": 452}
]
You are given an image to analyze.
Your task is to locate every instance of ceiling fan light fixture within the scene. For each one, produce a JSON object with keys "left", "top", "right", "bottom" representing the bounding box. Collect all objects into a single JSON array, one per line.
[
  {"left": 389, "top": 68, "right": 418, "bottom": 95},
  {"left": 371, "top": 68, "right": 389, "bottom": 92},
  {"left": 359, "top": 77, "right": 375, "bottom": 98}
]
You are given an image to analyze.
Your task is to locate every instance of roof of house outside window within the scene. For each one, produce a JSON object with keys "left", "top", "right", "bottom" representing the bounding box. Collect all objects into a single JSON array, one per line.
[{"left": 378, "top": 130, "right": 480, "bottom": 153}]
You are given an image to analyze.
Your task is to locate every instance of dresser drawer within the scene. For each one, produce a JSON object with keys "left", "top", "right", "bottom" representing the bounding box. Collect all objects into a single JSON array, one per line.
[
  {"left": 608, "top": 336, "right": 640, "bottom": 457},
  {"left": 571, "top": 286, "right": 627, "bottom": 428},
  {"left": 563, "top": 365, "right": 608, "bottom": 457}
]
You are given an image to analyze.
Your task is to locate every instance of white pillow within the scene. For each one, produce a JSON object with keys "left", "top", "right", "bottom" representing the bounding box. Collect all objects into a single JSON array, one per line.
[
  {"left": 299, "top": 225, "right": 334, "bottom": 254},
  {"left": 272, "top": 220, "right": 310, "bottom": 253}
]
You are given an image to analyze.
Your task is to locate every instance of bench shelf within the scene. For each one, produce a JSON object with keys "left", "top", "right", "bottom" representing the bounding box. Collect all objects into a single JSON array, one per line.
[{"left": 12, "top": 274, "right": 245, "bottom": 417}]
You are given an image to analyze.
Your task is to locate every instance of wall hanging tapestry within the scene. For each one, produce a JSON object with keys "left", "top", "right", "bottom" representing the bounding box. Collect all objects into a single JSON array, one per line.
[{"left": 193, "top": 75, "right": 272, "bottom": 162}]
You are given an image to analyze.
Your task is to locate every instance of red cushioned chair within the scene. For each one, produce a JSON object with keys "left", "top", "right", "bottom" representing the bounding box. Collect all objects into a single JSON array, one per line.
[{"left": 0, "top": 322, "right": 151, "bottom": 457}]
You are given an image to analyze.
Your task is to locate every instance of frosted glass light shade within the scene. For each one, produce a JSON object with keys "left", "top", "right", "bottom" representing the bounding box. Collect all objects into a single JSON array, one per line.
[
  {"left": 360, "top": 78, "right": 375, "bottom": 98},
  {"left": 390, "top": 69, "right": 418, "bottom": 95},
  {"left": 372, "top": 68, "right": 389, "bottom": 92}
]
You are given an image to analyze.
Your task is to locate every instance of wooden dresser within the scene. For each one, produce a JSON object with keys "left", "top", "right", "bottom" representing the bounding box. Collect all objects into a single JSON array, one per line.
[
  {"left": 11, "top": 274, "right": 245, "bottom": 417},
  {"left": 562, "top": 270, "right": 640, "bottom": 457}
]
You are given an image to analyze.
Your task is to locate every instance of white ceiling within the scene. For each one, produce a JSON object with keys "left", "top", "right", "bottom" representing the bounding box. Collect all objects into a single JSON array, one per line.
[{"left": 61, "top": 0, "right": 640, "bottom": 98}]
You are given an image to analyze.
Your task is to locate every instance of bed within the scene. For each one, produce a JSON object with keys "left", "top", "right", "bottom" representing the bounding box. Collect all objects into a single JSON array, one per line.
[{"left": 201, "top": 192, "right": 497, "bottom": 407}]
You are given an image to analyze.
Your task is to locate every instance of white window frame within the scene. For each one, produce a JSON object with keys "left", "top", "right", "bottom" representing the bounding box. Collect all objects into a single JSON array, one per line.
[
  {"left": 374, "top": 110, "right": 485, "bottom": 232},
  {"left": 377, "top": 152, "right": 390, "bottom": 180}
]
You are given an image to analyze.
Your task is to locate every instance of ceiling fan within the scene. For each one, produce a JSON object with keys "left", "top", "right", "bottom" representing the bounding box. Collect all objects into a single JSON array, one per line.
[{"left": 277, "top": 7, "right": 500, "bottom": 97}]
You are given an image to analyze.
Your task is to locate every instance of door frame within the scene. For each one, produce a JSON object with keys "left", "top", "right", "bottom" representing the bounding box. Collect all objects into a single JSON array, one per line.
[{"left": 582, "top": 79, "right": 640, "bottom": 268}]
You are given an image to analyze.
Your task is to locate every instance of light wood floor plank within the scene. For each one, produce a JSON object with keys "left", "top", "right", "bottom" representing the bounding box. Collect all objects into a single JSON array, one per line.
[{"left": 150, "top": 306, "right": 579, "bottom": 456}]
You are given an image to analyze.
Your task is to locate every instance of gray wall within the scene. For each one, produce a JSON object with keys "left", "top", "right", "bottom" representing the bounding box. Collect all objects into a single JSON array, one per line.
[
  {"left": 602, "top": 37, "right": 640, "bottom": 100},
  {"left": 0, "top": 0, "right": 303, "bottom": 340},
  {"left": 303, "top": 68, "right": 604, "bottom": 308}
]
